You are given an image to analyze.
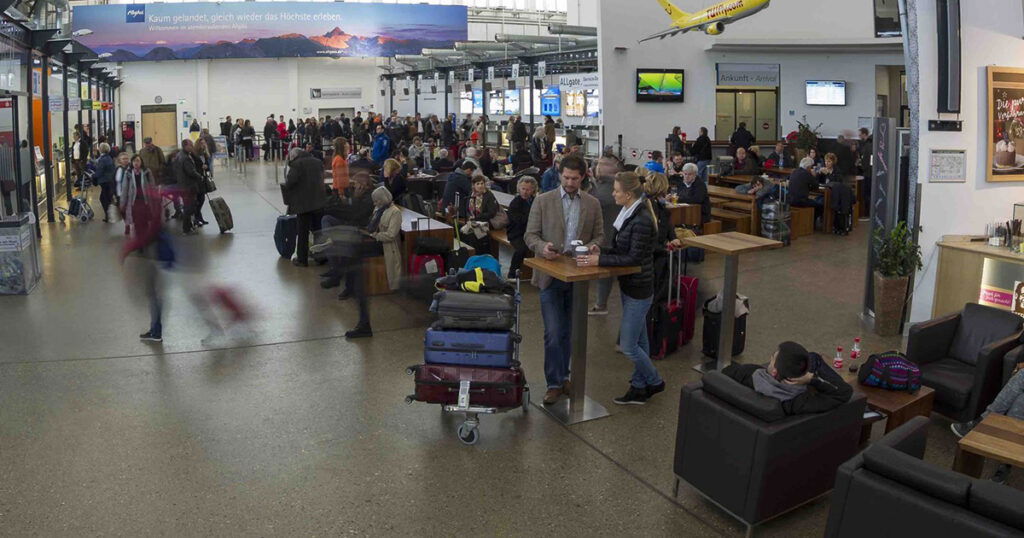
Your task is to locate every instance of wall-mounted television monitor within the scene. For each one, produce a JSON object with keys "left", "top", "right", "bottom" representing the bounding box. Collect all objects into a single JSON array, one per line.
[
  {"left": 565, "top": 90, "right": 585, "bottom": 117},
  {"left": 585, "top": 89, "right": 600, "bottom": 118},
  {"left": 636, "top": 69, "right": 684, "bottom": 102},
  {"left": 472, "top": 89, "right": 484, "bottom": 115},
  {"left": 504, "top": 89, "right": 520, "bottom": 115},
  {"left": 541, "top": 86, "right": 561, "bottom": 116},
  {"left": 806, "top": 80, "right": 847, "bottom": 106},
  {"left": 487, "top": 90, "right": 504, "bottom": 115}
]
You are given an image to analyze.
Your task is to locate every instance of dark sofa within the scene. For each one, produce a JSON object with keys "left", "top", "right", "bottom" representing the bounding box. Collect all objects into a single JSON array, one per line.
[
  {"left": 825, "top": 416, "right": 1024, "bottom": 537},
  {"left": 673, "top": 371, "right": 866, "bottom": 534}
]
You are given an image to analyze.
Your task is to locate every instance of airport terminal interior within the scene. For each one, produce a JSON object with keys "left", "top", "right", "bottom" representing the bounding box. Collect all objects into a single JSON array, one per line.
[{"left": 3, "top": 0, "right": 1024, "bottom": 536}]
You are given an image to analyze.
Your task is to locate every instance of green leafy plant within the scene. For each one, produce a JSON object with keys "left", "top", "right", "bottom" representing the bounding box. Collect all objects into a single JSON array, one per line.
[{"left": 874, "top": 222, "right": 923, "bottom": 278}]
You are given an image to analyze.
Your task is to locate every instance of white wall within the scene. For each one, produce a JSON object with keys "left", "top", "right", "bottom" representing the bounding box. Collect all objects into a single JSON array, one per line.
[
  {"left": 598, "top": 0, "right": 902, "bottom": 162},
  {"left": 909, "top": 0, "right": 1024, "bottom": 321},
  {"left": 115, "top": 57, "right": 385, "bottom": 139}
]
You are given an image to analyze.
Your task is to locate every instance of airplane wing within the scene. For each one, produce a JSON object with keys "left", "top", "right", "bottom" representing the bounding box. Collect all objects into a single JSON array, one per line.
[{"left": 638, "top": 25, "right": 694, "bottom": 43}]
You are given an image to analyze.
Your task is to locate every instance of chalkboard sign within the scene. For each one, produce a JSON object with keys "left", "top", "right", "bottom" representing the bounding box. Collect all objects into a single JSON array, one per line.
[{"left": 986, "top": 66, "right": 1024, "bottom": 182}]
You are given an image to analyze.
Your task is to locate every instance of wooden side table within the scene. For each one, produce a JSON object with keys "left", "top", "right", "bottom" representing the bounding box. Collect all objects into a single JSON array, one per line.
[
  {"left": 678, "top": 232, "right": 783, "bottom": 372},
  {"left": 842, "top": 371, "right": 935, "bottom": 442},
  {"left": 525, "top": 255, "right": 638, "bottom": 425},
  {"left": 953, "top": 414, "right": 1024, "bottom": 478}
]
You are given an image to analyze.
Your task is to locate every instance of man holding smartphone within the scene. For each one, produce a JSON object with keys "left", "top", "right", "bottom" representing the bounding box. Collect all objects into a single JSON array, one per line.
[{"left": 525, "top": 155, "right": 605, "bottom": 405}]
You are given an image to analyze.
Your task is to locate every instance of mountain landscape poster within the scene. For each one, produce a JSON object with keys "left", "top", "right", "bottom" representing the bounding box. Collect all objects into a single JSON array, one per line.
[{"left": 71, "top": 2, "right": 468, "bottom": 62}]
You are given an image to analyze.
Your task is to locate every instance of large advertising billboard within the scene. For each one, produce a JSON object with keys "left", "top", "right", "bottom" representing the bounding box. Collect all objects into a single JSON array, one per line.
[{"left": 71, "top": 2, "right": 467, "bottom": 62}]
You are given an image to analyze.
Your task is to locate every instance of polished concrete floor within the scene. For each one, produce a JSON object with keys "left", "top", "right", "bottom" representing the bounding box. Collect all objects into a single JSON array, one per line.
[{"left": 1, "top": 161, "right": 1019, "bottom": 536}]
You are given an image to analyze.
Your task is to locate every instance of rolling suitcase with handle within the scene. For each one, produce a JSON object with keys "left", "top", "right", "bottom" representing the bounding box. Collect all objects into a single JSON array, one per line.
[
  {"left": 423, "top": 328, "right": 517, "bottom": 368},
  {"left": 275, "top": 214, "right": 298, "bottom": 259},
  {"left": 408, "top": 363, "right": 526, "bottom": 408},
  {"left": 432, "top": 290, "right": 516, "bottom": 331},
  {"left": 648, "top": 249, "right": 684, "bottom": 360},
  {"left": 207, "top": 195, "right": 233, "bottom": 234}
]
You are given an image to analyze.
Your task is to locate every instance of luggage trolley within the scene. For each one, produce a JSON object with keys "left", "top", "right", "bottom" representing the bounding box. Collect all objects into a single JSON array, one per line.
[
  {"left": 405, "top": 272, "right": 530, "bottom": 446},
  {"left": 56, "top": 169, "right": 96, "bottom": 223}
]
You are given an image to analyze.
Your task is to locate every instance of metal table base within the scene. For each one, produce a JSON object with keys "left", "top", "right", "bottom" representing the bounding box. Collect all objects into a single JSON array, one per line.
[{"left": 541, "top": 280, "right": 612, "bottom": 425}]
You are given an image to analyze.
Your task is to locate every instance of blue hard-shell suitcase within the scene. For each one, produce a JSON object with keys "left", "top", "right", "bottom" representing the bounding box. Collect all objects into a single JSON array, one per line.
[
  {"left": 424, "top": 328, "right": 517, "bottom": 368},
  {"left": 275, "top": 214, "right": 298, "bottom": 259}
]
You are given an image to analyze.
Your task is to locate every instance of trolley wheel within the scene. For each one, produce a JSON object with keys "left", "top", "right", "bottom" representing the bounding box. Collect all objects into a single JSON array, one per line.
[
  {"left": 404, "top": 396, "right": 414, "bottom": 405},
  {"left": 457, "top": 423, "right": 479, "bottom": 445},
  {"left": 79, "top": 214, "right": 89, "bottom": 223},
  {"left": 522, "top": 388, "right": 530, "bottom": 412}
]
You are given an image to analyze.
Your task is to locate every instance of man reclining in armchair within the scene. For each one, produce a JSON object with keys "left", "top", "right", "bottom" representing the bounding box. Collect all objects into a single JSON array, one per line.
[{"left": 722, "top": 341, "right": 854, "bottom": 415}]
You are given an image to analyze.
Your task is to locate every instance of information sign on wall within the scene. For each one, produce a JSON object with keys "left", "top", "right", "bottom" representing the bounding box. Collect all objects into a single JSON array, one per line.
[
  {"left": 716, "top": 63, "right": 780, "bottom": 87},
  {"left": 558, "top": 73, "right": 600, "bottom": 91},
  {"left": 309, "top": 87, "right": 362, "bottom": 100},
  {"left": 71, "top": 2, "right": 467, "bottom": 62}
]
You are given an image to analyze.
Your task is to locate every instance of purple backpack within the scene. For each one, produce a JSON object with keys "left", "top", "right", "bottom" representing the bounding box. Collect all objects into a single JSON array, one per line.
[{"left": 857, "top": 351, "right": 922, "bottom": 392}]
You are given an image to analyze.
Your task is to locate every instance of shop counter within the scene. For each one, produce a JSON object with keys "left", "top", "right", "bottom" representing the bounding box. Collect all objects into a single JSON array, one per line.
[{"left": 932, "top": 238, "right": 1024, "bottom": 317}]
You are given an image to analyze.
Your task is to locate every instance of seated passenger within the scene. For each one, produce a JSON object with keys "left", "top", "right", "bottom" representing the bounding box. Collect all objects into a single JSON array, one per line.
[
  {"left": 767, "top": 141, "right": 794, "bottom": 169},
  {"left": 951, "top": 362, "right": 1024, "bottom": 484},
  {"left": 540, "top": 154, "right": 562, "bottom": 193},
  {"left": 666, "top": 153, "right": 687, "bottom": 187},
  {"left": 816, "top": 152, "right": 841, "bottom": 185},
  {"left": 644, "top": 150, "right": 666, "bottom": 173},
  {"left": 731, "top": 147, "right": 759, "bottom": 175},
  {"left": 722, "top": 341, "right": 853, "bottom": 415},
  {"left": 432, "top": 149, "right": 455, "bottom": 173},
  {"left": 675, "top": 162, "right": 710, "bottom": 223},
  {"left": 789, "top": 157, "right": 824, "bottom": 221}
]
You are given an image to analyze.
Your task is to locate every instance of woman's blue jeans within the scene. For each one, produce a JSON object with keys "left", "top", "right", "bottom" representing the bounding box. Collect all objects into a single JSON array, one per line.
[{"left": 620, "top": 293, "right": 662, "bottom": 389}]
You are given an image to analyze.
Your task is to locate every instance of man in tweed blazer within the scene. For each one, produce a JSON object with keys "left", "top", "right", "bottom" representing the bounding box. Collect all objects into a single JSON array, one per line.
[{"left": 524, "top": 155, "right": 604, "bottom": 405}]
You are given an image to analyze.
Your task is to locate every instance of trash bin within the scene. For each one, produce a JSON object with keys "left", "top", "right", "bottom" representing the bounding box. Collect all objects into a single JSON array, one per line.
[
  {"left": 0, "top": 214, "right": 41, "bottom": 295},
  {"left": 701, "top": 294, "right": 749, "bottom": 358}
]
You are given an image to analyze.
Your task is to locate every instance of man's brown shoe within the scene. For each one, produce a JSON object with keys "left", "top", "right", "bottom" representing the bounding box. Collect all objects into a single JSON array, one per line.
[
  {"left": 562, "top": 379, "right": 573, "bottom": 396},
  {"left": 543, "top": 387, "right": 562, "bottom": 405}
]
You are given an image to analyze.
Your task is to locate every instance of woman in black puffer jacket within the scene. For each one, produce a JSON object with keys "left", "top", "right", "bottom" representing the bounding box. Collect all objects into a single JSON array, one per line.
[{"left": 577, "top": 171, "right": 664, "bottom": 406}]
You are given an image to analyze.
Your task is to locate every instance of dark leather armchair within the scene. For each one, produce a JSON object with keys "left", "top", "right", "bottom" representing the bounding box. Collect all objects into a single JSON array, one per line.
[
  {"left": 825, "top": 416, "right": 1024, "bottom": 537},
  {"left": 906, "top": 303, "right": 1023, "bottom": 422},
  {"left": 672, "top": 371, "right": 866, "bottom": 535}
]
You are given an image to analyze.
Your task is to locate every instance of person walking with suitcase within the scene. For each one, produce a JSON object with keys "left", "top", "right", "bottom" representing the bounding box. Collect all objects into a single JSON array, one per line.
[
  {"left": 524, "top": 155, "right": 605, "bottom": 405},
  {"left": 172, "top": 139, "right": 204, "bottom": 234},
  {"left": 576, "top": 171, "right": 665, "bottom": 405},
  {"left": 282, "top": 147, "right": 326, "bottom": 267}
]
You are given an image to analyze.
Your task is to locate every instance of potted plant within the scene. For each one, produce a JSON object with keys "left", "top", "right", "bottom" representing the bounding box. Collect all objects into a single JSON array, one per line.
[
  {"left": 789, "top": 116, "right": 822, "bottom": 161},
  {"left": 873, "top": 222, "right": 923, "bottom": 336}
]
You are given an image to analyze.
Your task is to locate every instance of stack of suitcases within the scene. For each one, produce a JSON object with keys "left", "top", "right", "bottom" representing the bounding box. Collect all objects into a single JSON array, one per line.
[{"left": 407, "top": 264, "right": 529, "bottom": 445}]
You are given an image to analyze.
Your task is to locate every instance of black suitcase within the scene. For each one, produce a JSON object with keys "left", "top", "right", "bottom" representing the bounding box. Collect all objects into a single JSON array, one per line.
[
  {"left": 432, "top": 290, "right": 516, "bottom": 331},
  {"left": 275, "top": 215, "right": 298, "bottom": 259},
  {"left": 701, "top": 296, "right": 748, "bottom": 358}
]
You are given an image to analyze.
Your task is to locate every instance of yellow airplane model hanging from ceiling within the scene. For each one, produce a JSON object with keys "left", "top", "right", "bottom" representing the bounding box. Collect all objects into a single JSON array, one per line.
[{"left": 640, "top": 0, "right": 772, "bottom": 41}]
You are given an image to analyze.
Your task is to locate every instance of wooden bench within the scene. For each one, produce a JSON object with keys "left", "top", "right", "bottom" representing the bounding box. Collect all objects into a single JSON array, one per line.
[
  {"left": 791, "top": 206, "right": 815, "bottom": 238},
  {"left": 488, "top": 228, "right": 532, "bottom": 279},
  {"left": 707, "top": 185, "right": 760, "bottom": 235},
  {"left": 711, "top": 208, "right": 751, "bottom": 234}
]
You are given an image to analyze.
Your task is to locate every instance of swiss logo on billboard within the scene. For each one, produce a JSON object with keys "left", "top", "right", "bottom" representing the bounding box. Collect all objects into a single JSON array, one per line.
[{"left": 125, "top": 4, "right": 145, "bottom": 23}]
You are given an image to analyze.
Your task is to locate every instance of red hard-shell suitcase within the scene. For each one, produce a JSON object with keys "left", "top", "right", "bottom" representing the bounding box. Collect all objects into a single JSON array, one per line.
[
  {"left": 649, "top": 249, "right": 688, "bottom": 359},
  {"left": 409, "top": 363, "right": 525, "bottom": 408},
  {"left": 678, "top": 274, "right": 699, "bottom": 345}
]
